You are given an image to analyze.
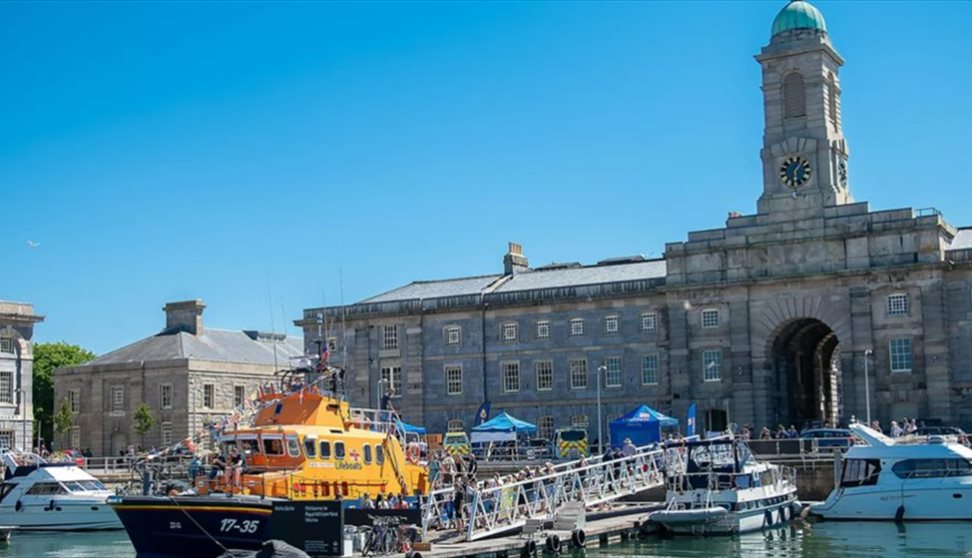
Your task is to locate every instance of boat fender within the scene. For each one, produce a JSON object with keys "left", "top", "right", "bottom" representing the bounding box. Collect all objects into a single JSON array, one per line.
[
  {"left": 522, "top": 539, "right": 537, "bottom": 557},
  {"left": 406, "top": 552, "right": 422, "bottom": 558},
  {"left": 14, "top": 500, "right": 21, "bottom": 512},
  {"left": 894, "top": 505, "right": 905, "bottom": 522},
  {"left": 571, "top": 529, "right": 587, "bottom": 548},
  {"left": 545, "top": 534, "right": 562, "bottom": 554}
]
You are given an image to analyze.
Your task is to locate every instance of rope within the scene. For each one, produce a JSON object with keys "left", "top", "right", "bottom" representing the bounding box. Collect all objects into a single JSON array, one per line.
[{"left": 167, "top": 495, "right": 230, "bottom": 554}]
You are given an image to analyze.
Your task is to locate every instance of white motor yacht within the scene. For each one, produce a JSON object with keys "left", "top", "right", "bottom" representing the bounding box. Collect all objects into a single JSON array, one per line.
[
  {"left": 811, "top": 421, "right": 972, "bottom": 520},
  {"left": 0, "top": 451, "right": 121, "bottom": 530},
  {"left": 650, "top": 438, "right": 800, "bottom": 535}
]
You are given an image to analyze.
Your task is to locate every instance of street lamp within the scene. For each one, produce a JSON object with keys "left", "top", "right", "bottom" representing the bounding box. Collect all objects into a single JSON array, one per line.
[
  {"left": 596, "top": 365, "right": 606, "bottom": 454},
  {"left": 15, "top": 388, "right": 27, "bottom": 452},
  {"left": 863, "top": 349, "right": 873, "bottom": 425}
]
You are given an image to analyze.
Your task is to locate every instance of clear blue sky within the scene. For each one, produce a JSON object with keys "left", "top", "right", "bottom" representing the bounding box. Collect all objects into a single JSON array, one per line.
[{"left": 3, "top": 1, "right": 970, "bottom": 355}]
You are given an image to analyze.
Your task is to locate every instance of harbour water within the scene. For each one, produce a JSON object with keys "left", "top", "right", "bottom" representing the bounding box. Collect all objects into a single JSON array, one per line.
[{"left": 2, "top": 522, "right": 971, "bottom": 558}]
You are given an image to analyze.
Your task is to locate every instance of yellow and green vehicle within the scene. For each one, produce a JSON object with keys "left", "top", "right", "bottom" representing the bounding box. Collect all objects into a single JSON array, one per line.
[
  {"left": 553, "top": 428, "right": 588, "bottom": 459},
  {"left": 442, "top": 431, "right": 471, "bottom": 457}
]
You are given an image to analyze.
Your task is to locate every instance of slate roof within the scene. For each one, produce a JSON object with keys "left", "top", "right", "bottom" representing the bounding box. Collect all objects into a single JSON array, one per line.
[
  {"left": 949, "top": 228, "right": 972, "bottom": 251},
  {"left": 361, "top": 275, "right": 504, "bottom": 304},
  {"left": 493, "top": 260, "right": 666, "bottom": 293},
  {"left": 87, "top": 328, "right": 304, "bottom": 366}
]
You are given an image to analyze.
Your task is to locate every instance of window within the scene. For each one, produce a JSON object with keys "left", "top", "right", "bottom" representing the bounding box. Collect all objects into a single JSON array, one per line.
[
  {"left": 502, "top": 362, "right": 520, "bottom": 392},
  {"left": 502, "top": 323, "right": 518, "bottom": 343},
  {"left": 334, "top": 441, "right": 346, "bottom": 460},
  {"left": 570, "top": 318, "right": 585, "bottom": 336},
  {"left": 0, "top": 372, "right": 11, "bottom": 404},
  {"left": 604, "top": 357, "right": 622, "bottom": 387},
  {"left": 604, "top": 316, "right": 619, "bottom": 334},
  {"left": 70, "top": 426, "right": 81, "bottom": 449},
  {"left": 380, "top": 366, "right": 402, "bottom": 396},
  {"left": 160, "top": 422, "right": 172, "bottom": 446},
  {"left": 263, "top": 437, "right": 285, "bottom": 455},
  {"left": 535, "top": 360, "right": 553, "bottom": 391},
  {"left": 234, "top": 385, "right": 246, "bottom": 408},
  {"left": 891, "top": 458, "right": 972, "bottom": 479},
  {"left": 569, "top": 359, "right": 588, "bottom": 389},
  {"left": 840, "top": 458, "right": 881, "bottom": 488},
  {"left": 889, "top": 338, "right": 913, "bottom": 373},
  {"left": 447, "top": 419, "right": 464, "bottom": 432},
  {"left": 783, "top": 71, "right": 806, "bottom": 118},
  {"left": 319, "top": 441, "right": 331, "bottom": 460},
  {"left": 536, "top": 320, "right": 550, "bottom": 340},
  {"left": 445, "top": 366, "right": 462, "bottom": 395},
  {"left": 887, "top": 293, "right": 909, "bottom": 316},
  {"left": 382, "top": 325, "right": 398, "bottom": 350},
  {"left": 159, "top": 384, "right": 173, "bottom": 410},
  {"left": 61, "top": 390, "right": 79, "bottom": 416},
  {"left": 304, "top": 437, "right": 317, "bottom": 458},
  {"left": 538, "top": 416, "right": 555, "bottom": 440},
  {"left": 642, "top": 354, "right": 659, "bottom": 385},
  {"left": 202, "top": 384, "right": 214, "bottom": 409},
  {"left": 0, "top": 431, "right": 11, "bottom": 449},
  {"left": 702, "top": 349, "right": 722, "bottom": 382},
  {"left": 701, "top": 309, "right": 719, "bottom": 329},
  {"left": 445, "top": 326, "right": 461, "bottom": 345},
  {"left": 375, "top": 445, "right": 384, "bottom": 465},
  {"left": 0, "top": 337, "right": 12, "bottom": 354},
  {"left": 363, "top": 445, "right": 372, "bottom": 465},
  {"left": 641, "top": 312, "right": 657, "bottom": 332},
  {"left": 827, "top": 72, "right": 839, "bottom": 127},
  {"left": 571, "top": 415, "right": 589, "bottom": 430},
  {"left": 111, "top": 386, "right": 124, "bottom": 412}
]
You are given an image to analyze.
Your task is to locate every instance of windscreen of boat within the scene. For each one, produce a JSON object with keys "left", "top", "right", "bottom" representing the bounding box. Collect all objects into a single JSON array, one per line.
[
  {"left": 0, "top": 483, "right": 16, "bottom": 502},
  {"left": 286, "top": 435, "right": 301, "bottom": 458},
  {"left": 237, "top": 435, "right": 260, "bottom": 456},
  {"left": 891, "top": 458, "right": 972, "bottom": 479},
  {"left": 558, "top": 431, "right": 586, "bottom": 442},
  {"left": 26, "top": 482, "right": 69, "bottom": 495},
  {"left": 688, "top": 443, "right": 736, "bottom": 472},
  {"left": 840, "top": 458, "right": 881, "bottom": 487},
  {"left": 262, "top": 435, "right": 285, "bottom": 456}
]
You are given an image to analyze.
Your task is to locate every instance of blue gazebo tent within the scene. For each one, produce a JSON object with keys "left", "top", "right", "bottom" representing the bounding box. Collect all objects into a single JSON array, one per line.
[
  {"left": 397, "top": 419, "right": 427, "bottom": 435},
  {"left": 470, "top": 412, "right": 537, "bottom": 443},
  {"left": 609, "top": 405, "right": 679, "bottom": 448}
]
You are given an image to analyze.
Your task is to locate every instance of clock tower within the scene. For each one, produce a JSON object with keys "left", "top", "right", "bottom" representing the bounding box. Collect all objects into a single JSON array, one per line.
[{"left": 756, "top": 1, "right": 851, "bottom": 218}]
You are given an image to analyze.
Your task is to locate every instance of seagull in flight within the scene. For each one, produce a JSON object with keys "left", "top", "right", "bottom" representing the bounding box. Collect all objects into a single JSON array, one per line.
[{"left": 25, "top": 240, "right": 40, "bottom": 249}]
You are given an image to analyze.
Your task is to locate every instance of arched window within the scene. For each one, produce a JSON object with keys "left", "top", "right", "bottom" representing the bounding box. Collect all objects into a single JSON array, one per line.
[
  {"left": 783, "top": 72, "right": 806, "bottom": 118},
  {"left": 827, "top": 72, "right": 839, "bottom": 127}
]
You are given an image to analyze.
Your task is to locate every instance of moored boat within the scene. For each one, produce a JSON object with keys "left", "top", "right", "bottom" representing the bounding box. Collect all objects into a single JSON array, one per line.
[
  {"left": 811, "top": 421, "right": 972, "bottom": 520},
  {"left": 650, "top": 437, "right": 799, "bottom": 535}
]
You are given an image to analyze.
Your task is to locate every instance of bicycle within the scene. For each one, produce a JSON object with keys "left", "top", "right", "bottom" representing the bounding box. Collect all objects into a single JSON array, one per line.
[{"left": 362, "top": 515, "right": 415, "bottom": 556}]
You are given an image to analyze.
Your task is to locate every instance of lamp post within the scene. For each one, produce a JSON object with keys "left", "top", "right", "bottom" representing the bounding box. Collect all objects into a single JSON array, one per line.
[
  {"left": 376, "top": 377, "right": 388, "bottom": 412},
  {"left": 596, "top": 365, "right": 606, "bottom": 454},
  {"left": 864, "top": 349, "right": 873, "bottom": 425},
  {"left": 15, "top": 388, "right": 27, "bottom": 451}
]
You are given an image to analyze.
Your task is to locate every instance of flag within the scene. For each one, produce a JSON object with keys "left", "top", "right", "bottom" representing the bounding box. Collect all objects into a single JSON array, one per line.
[
  {"left": 686, "top": 403, "right": 697, "bottom": 437},
  {"left": 475, "top": 401, "right": 491, "bottom": 426}
]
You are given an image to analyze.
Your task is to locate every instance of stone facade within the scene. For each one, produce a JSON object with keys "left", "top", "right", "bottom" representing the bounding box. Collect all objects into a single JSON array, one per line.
[
  {"left": 54, "top": 300, "right": 302, "bottom": 455},
  {"left": 0, "top": 301, "right": 43, "bottom": 450},
  {"left": 296, "top": 4, "right": 972, "bottom": 441}
]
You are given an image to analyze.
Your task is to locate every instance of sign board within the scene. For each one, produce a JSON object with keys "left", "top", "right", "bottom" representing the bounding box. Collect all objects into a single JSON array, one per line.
[
  {"left": 270, "top": 501, "right": 344, "bottom": 557},
  {"left": 344, "top": 507, "right": 421, "bottom": 527}
]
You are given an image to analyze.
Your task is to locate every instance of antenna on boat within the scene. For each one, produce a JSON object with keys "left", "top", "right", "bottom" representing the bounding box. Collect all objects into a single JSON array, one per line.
[
  {"left": 339, "top": 266, "right": 348, "bottom": 368},
  {"left": 266, "top": 270, "right": 279, "bottom": 373}
]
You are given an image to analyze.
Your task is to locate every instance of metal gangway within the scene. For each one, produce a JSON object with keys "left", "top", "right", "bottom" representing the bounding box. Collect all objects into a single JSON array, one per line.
[{"left": 422, "top": 443, "right": 684, "bottom": 541}]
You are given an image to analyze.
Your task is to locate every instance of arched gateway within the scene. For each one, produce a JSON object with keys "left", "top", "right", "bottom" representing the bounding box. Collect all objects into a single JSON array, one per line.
[{"left": 770, "top": 318, "right": 842, "bottom": 428}]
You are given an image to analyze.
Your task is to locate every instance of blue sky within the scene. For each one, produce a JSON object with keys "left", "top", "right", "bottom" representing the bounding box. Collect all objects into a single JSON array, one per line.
[{"left": 3, "top": 1, "right": 970, "bottom": 355}]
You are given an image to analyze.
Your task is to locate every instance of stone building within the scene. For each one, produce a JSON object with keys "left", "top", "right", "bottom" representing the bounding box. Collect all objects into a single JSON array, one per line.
[
  {"left": 55, "top": 300, "right": 302, "bottom": 455},
  {"left": 0, "top": 301, "right": 43, "bottom": 450},
  {"left": 297, "top": 1, "right": 972, "bottom": 440}
]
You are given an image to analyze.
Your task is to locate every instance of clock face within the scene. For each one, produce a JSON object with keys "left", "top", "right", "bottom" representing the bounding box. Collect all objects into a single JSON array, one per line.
[
  {"left": 779, "top": 155, "right": 812, "bottom": 188},
  {"left": 838, "top": 159, "right": 848, "bottom": 187}
]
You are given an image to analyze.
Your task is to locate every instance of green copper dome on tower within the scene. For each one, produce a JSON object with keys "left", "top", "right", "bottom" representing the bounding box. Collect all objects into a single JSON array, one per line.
[{"left": 771, "top": 0, "right": 827, "bottom": 38}]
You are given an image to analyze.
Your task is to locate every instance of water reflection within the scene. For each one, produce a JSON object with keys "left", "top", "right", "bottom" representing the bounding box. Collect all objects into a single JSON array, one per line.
[
  {"left": 0, "top": 531, "right": 134, "bottom": 558},
  {"left": 591, "top": 521, "right": 972, "bottom": 558}
]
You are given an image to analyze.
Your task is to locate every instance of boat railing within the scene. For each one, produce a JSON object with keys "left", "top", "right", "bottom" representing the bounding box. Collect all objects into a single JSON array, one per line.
[
  {"left": 667, "top": 464, "right": 797, "bottom": 493},
  {"left": 346, "top": 408, "right": 407, "bottom": 446}
]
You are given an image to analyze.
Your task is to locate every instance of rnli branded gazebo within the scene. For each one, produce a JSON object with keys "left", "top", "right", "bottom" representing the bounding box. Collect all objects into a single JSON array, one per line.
[{"left": 609, "top": 405, "right": 679, "bottom": 448}]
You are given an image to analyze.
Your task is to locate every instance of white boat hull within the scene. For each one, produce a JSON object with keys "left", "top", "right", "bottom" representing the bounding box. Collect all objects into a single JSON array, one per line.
[
  {"left": 0, "top": 497, "right": 122, "bottom": 530},
  {"left": 812, "top": 483, "right": 972, "bottom": 521},
  {"left": 653, "top": 497, "right": 799, "bottom": 535}
]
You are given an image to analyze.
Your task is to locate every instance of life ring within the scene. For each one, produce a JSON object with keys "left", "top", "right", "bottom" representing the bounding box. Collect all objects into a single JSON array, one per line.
[{"left": 407, "top": 444, "right": 421, "bottom": 464}]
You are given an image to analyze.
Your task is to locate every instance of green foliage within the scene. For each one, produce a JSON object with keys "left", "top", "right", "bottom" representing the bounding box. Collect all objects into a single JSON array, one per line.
[
  {"left": 53, "top": 397, "right": 74, "bottom": 435},
  {"left": 33, "top": 342, "right": 94, "bottom": 444},
  {"left": 134, "top": 403, "right": 154, "bottom": 441}
]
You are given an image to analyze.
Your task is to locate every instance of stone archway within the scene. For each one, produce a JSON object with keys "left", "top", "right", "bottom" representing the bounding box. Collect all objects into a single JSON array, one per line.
[{"left": 771, "top": 318, "right": 841, "bottom": 428}]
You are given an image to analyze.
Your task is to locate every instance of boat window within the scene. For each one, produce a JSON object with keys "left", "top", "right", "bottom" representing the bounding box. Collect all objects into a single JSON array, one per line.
[
  {"left": 376, "top": 445, "right": 385, "bottom": 465},
  {"left": 286, "top": 436, "right": 301, "bottom": 458},
  {"left": 335, "top": 442, "right": 346, "bottom": 460},
  {"left": 364, "top": 445, "right": 372, "bottom": 465},
  {"left": 26, "top": 482, "right": 68, "bottom": 495},
  {"left": 320, "top": 441, "right": 331, "bottom": 460},
  {"left": 892, "top": 458, "right": 972, "bottom": 479},
  {"left": 262, "top": 437, "right": 285, "bottom": 456},
  {"left": 0, "top": 483, "right": 16, "bottom": 502},
  {"left": 304, "top": 438, "right": 317, "bottom": 459},
  {"left": 840, "top": 458, "right": 881, "bottom": 487},
  {"left": 81, "top": 480, "right": 106, "bottom": 491},
  {"left": 238, "top": 438, "right": 259, "bottom": 455},
  {"left": 64, "top": 481, "right": 86, "bottom": 492}
]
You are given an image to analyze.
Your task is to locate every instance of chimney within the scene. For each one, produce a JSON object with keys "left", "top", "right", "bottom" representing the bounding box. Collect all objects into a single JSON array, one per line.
[
  {"left": 164, "top": 299, "right": 205, "bottom": 335},
  {"left": 503, "top": 242, "right": 529, "bottom": 275}
]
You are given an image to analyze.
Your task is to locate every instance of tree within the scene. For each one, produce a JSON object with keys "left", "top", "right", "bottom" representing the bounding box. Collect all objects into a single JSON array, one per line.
[
  {"left": 53, "top": 397, "right": 74, "bottom": 446},
  {"left": 134, "top": 403, "right": 155, "bottom": 447},
  {"left": 33, "top": 342, "right": 94, "bottom": 445}
]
